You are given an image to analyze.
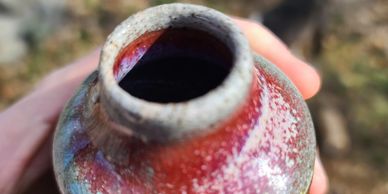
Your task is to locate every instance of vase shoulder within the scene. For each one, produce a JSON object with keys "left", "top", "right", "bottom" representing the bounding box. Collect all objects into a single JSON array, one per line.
[{"left": 53, "top": 56, "right": 315, "bottom": 194}]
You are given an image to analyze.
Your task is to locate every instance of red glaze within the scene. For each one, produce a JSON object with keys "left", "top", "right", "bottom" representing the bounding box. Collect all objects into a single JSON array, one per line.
[
  {"left": 55, "top": 61, "right": 313, "bottom": 193},
  {"left": 75, "top": 75, "right": 260, "bottom": 193}
]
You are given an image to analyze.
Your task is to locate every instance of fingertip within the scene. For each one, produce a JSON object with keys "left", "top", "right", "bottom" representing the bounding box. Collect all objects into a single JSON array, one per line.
[
  {"left": 309, "top": 156, "right": 329, "bottom": 194},
  {"left": 231, "top": 18, "right": 321, "bottom": 99},
  {"left": 275, "top": 56, "right": 321, "bottom": 100},
  {"left": 299, "top": 64, "right": 321, "bottom": 99}
]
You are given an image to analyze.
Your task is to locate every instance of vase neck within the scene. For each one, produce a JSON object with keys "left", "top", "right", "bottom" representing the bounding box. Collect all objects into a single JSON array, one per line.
[{"left": 97, "top": 3, "right": 253, "bottom": 143}]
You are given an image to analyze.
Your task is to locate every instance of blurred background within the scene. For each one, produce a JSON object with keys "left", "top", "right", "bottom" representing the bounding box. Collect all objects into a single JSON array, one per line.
[{"left": 0, "top": 0, "right": 387, "bottom": 193}]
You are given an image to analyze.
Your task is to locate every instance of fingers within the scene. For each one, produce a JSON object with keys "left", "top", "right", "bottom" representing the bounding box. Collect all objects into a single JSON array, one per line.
[
  {"left": 38, "top": 48, "right": 100, "bottom": 91},
  {"left": 0, "top": 49, "right": 100, "bottom": 194},
  {"left": 232, "top": 18, "right": 321, "bottom": 99},
  {"left": 309, "top": 155, "right": 329, "bottom": 194},
  {"left": 35, "top": 48, "right": 100, "bottom": 123}
]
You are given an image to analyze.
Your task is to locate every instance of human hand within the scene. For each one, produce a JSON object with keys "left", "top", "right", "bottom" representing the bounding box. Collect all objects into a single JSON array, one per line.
[{"left": 0, "top": 18, "right": 327, "bottom": 194}]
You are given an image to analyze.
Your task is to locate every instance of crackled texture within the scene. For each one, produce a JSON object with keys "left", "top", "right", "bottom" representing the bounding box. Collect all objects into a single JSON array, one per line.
[{"left": 53, "top": 56, "right": 315, "bottom": 194}]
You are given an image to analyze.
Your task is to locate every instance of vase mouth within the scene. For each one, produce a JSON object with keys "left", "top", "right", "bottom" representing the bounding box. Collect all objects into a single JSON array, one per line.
[
  {"left": 98, "top": 3, "right": 253, "bottom": 142},
  {"left": 114, "top": 28, "right": 235, "bottom": 103}
]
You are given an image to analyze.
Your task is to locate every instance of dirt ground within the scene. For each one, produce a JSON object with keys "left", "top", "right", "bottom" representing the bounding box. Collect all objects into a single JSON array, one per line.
[{"left": 0, "top": 0, "right": 387, "bottom": 193}]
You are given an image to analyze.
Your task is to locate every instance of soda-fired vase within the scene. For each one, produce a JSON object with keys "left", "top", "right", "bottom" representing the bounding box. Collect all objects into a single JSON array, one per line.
[{"left": 53, "top": 3, "right": 315, "bottom": 194}]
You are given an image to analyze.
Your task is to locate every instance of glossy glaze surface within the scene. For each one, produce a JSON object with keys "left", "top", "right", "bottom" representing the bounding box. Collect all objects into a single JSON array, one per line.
[{"left": 53, "top": 56, "right": 315, "bottom": 194}]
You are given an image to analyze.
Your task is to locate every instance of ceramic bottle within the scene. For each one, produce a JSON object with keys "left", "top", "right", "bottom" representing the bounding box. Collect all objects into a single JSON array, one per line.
[{"left": 53, "top": 3, "right": 315, "bottom": 194}]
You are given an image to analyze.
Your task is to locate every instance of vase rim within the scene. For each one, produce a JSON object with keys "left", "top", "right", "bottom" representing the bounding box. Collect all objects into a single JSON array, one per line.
[{"left": 98, "top": 3, "right": 253, "bottom": 142}]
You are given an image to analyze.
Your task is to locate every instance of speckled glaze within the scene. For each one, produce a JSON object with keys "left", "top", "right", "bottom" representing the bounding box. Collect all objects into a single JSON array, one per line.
[{"left": 53, "top": 3, "right": 315, "bottom": 194}]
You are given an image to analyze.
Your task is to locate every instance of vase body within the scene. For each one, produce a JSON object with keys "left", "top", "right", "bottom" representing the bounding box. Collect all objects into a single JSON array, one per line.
[{"left": 53, "top": 3, "right": 315, "bottom": 194}]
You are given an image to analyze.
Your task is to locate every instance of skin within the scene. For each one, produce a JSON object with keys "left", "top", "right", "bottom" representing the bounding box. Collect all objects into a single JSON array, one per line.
[{"left": 0, "top": 18, "right": 328, "bottom": 194}]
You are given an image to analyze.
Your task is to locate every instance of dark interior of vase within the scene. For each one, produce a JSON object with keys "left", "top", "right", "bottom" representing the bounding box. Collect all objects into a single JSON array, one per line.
[{"left": 115, "top": 28, "right": 234, "bottom": 103}]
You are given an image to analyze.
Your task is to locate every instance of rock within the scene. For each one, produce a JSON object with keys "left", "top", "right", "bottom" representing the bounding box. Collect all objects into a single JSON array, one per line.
[
  {"left": 0, "top": 0, "right": 65, "bottom": 64},
  {"left": 0, "top": 16, "right": 26, "bottom": 65}
]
